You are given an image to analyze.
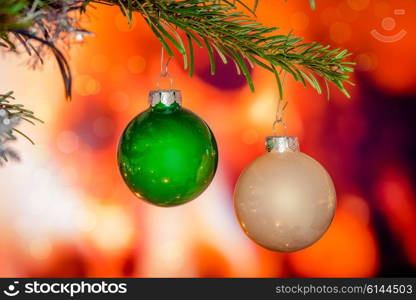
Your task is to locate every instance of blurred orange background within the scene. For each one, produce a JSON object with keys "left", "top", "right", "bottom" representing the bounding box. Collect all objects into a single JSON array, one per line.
[{"left": 0, "top": 0, "right": 415, "bottom": 277}]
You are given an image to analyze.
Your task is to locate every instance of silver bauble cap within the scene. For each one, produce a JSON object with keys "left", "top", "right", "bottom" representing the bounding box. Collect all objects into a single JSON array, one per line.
[
  {"left": 148, "top": 89, "right": 182, "bottom": 107},
  {"left": 266, "top": 136, "right": 299, "bottom": 153}
]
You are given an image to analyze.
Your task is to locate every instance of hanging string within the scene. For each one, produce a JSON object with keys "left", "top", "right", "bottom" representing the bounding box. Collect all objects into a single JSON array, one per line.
[
  {"left": 155, "top": 12, "right": 174, "bottom": 90},
  {"left": 156, "top": 46, "right": 174, "bottom": 90},
  {"left": 272, "top": 71, "right": 289, "bottom": 136}
]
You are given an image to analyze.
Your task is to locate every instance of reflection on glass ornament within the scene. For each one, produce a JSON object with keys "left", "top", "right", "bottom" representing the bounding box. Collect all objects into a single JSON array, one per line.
[{"left": 118, "top": 89, "right": 218, "bottom": 206}]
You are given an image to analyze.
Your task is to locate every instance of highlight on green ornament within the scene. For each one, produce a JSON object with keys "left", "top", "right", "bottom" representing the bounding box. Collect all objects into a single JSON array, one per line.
[{"left": 117, "top": 89, "right": 218, "bottom": 207}]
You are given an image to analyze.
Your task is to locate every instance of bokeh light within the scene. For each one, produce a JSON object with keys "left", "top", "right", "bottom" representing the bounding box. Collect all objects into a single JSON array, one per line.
[{"left": 0, "top": 0, "right": 415, "bottom": 277}]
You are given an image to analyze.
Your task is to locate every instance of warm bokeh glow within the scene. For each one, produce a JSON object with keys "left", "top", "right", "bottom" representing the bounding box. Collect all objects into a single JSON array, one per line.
[{"left": 0, "top": 0, "right": 415, "bottom": 277}]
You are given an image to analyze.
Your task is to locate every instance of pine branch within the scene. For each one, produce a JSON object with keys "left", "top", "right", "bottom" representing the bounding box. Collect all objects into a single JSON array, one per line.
[
  {"left": 0, "top": 0, "right": 87, "bottom": 99},
  {"left": 0, "top": 0, "right": 354, "bottom": 100},
  {"left": 0, "top": 92, "right": 43, "bottom": 165},
  {"left": 111, "top": 0, "right": 353, "bottom": 97}
]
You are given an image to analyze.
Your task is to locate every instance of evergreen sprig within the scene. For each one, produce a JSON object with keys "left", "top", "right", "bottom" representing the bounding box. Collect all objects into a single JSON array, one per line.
[{"left": 0, "top": 0, "right": 354, "bottom": 100}]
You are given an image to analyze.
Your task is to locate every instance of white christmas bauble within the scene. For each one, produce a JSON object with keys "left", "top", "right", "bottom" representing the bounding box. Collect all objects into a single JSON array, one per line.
[{"left": 234, "top": 136, "right": 336, "bottom": 252}]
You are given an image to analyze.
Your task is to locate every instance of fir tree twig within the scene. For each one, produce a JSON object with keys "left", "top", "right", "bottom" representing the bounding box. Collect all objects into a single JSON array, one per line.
[
  {"left": 0, "top": 0, "right": 354, "bottom": 100},
  {"left": 0, "top": 92, "right": 43, "bottom": 165}
]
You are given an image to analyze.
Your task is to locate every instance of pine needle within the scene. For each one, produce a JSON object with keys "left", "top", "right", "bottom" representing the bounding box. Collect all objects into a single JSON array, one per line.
[{"left": 0, "top": 0, "right": 354, "bottom": 99}]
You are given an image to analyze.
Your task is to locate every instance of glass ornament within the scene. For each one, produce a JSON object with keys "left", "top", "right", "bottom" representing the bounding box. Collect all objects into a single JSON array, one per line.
[
  {"left": 118, "top": 89, "right": 218, "bottom": 206},
  {"left": 234, "top": 136, "right": 336, "bottom": 252}
]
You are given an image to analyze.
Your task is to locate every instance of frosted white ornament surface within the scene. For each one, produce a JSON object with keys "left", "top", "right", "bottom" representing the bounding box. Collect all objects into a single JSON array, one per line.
[{"left": 234, "top": 151, "right": 336, "bottom": 252}]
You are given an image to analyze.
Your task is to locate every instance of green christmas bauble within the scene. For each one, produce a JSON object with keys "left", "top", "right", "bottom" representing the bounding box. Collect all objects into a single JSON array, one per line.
[{"left": 117, "top": 89, "right": 218, "bottom": 206}]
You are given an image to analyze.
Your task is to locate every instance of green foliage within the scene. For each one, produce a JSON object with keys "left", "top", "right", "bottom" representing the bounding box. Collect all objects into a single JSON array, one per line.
[
  {"left": 0, "top": 92, "right": 42, "bottom": 164},
  {"left": 0, "top": 0, "right": 354, "bottom": 100},
  {"left": 0, "top": 0, "right": 353, "bottom": 165},
  {"left": 0, "top": 1, "right": 85, "bottom": 99},
  {"left": 0, "top": 0, "right": 27, "bottom": 31},
  {"left": 115, "top": 0, "right": 353, "bottom": 97},
  {"left": 0, "top": 91, "right": 43, "bottom": 144}
]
